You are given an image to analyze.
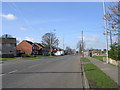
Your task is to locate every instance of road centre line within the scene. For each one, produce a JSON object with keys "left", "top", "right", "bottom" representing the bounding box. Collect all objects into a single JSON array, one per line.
[
  {"left": 0, "top": 74, "right": 5, "bottom": 76},
  {"left": 28, "top": 64, "right": 41, "bottom": 68},
  {"left": 8, "top": 70, "right": 18, "bottom": 74}
]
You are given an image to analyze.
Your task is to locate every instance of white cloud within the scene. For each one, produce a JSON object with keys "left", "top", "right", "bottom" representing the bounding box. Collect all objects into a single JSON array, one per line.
[
  {"left": 77, "top": 35, "right": 98, "bottom": 42},
  {"left": 77, "top": 34, "right": 106, "bottom": 49},
  {"left": 25, "top": 37, "right": 40, "bottom": 42},
  {"left": 20, "top": 27, "right": 28, "bottom": 31},
  {"left": 17, "top": 37, "right": 22, "bottom": 41},
  {"left": 0, "top": 14, "right": 16, "bottom": 20}
]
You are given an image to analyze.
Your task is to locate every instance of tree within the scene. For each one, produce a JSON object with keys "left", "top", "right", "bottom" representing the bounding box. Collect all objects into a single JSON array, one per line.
[
  {"left": 65, "top": 46, "right": 72, "bottom": 54},
  {"left": 104, "top": 2, "right": 120, "bottom": 60},
  {"left": 109, "top": 43, "right": 120, "bottom": 61},
  {"left": 76, "top": 40, "right": 85, "bottom": 56},
  {"left": 42, "top": 32, "right": 59, "bottom": 53}
]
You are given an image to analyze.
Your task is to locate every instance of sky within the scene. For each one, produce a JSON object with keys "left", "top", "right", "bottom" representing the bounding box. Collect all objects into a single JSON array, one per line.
[{"left": 1, "top": 2, "right": 112, "bottom": 50}]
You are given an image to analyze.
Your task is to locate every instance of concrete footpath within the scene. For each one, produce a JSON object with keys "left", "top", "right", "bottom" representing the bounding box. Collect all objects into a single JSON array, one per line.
[{"left": 85, "top": 56, "right": 119, "bottom": 86}]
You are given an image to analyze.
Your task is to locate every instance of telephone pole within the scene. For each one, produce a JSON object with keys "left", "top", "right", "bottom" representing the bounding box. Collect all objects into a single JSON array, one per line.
[
  {"left": 110, "top": 28, "right": 112, "bottom": 46},
  {"left": 82, "top": 30, "right": 84, "bottom": 58},
  {"left": 63, "top": 37, "right": 64, "bottom": 50},
  {"left": 103, "top": 0, "right": 109, "bottom": 63}
]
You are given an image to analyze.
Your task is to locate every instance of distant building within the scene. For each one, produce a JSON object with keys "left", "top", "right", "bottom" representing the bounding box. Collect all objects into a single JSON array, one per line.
[
  {"left": 89, "top": 49, "right": 102, "bottom": 56},
  {"left": 54, "top": 49, "right": 64, "bottom": 56},
  {"left": 0, "top": 34, "right": 16, "bottom": 58}
]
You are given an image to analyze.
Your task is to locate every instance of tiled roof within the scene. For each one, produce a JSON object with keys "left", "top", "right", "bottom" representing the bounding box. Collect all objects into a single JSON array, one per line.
[
  {"left": 25, "top": 40, "right": 33, "bottom": 45},
  {"left": 37, "top": 43, "right": 45, "bottom": 48}
]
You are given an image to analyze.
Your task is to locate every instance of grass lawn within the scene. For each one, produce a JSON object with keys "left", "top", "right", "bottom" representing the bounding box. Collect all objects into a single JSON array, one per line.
[
  {"left": 82, "top": 58, "right": 90, "bottom": 62},
  {"left": 84, "top": 63, "right": 117, "bottom": 88},
  {"left": 0, "top": 55, "right": 57, "bottom": 61},
  {"left": 92, "top": 56, "right": 106, "bottom": 61}
]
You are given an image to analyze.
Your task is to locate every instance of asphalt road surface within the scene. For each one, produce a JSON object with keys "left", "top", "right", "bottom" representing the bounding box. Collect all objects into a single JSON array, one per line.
[{"left": 2, "top": 55, "right": 83, "bottom": 88}]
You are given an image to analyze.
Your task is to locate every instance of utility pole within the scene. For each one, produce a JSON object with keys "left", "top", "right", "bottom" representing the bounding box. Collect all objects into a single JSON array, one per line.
[
  {"left": 82, "top": 30, "right": 84, "bottom": 58},
  {"left": 50, "top": 32, "right": 52, "bottom": 56},
  {"left": 49, "top": 29, "right": 56, "bottom": 56},
  {"left": 109, "top": 28, "right": 112, "bottom": 46},
  {"left": 63, "top": 37, "right": 64, "bottom": 50},
  {"left": 103, "top": 0, "right": 109, "bottom": 64}
]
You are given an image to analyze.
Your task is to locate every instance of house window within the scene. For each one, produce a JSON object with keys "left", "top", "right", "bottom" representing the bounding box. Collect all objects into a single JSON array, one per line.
[{"left": 10, "top": 43, "right": 16, "bottom": 47}]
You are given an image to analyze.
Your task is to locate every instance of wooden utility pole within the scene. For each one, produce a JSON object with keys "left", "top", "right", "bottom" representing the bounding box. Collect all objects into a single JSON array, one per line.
[
  {"left": 82, "top": 30, "right": 84, "bottom": 58},
  {"left": 110, "top": 29, "right": 112, "bottom": 46},
  {"left": 103, "top": 0, "right": 109, "bottom": 63}
]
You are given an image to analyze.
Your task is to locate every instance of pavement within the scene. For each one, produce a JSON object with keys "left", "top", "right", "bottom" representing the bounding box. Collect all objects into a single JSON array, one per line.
[
  {"left": 86, "top": 56, "right": 119, "bottom": 86},
  {"left": 1, "top": 55, "right": 86, "bottom": 88}
]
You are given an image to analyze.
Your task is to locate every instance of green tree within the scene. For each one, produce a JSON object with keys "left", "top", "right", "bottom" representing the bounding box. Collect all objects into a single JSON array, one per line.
[{"left": 109, "top": 43, "right": 120, "bottom": 61}]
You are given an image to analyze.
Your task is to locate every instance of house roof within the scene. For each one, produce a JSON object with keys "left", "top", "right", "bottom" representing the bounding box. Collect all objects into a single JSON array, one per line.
[
  {"left": 37, "top": 43, "right": 45, "bottom": 48},
  {"left": 34, "top": 43, "right": 43, "bottom": 50},
  {"left": 25, "top": 40, "right": 33, "bottom": 45}
]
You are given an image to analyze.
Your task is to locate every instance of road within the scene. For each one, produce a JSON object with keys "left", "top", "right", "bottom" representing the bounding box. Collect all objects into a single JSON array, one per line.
[{"left": 2, "top": 55, "right": 83, "bottom": 88}]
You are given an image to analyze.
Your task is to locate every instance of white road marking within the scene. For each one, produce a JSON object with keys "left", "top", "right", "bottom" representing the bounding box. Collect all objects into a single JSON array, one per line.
[
  {"left": 8, "top": 70, "right": 18, "bottom": 74},
  {"left": 28, "top": 64, "right": 40, "bottom": 68},
  {"left": 0, "top": 74, "right": 5, "bottom": 76}
]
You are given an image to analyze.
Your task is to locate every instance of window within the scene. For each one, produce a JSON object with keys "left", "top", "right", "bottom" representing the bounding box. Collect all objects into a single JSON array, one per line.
[
  {"left": 6, "top": 44, "right": 11, "bottom": 47},
  {"left": 2, "top": 43, "right": 15, "bottom": 47}
]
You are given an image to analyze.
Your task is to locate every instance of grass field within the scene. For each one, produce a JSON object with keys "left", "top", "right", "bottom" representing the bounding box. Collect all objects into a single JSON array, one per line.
[
  {"left": 92, "top": 56, "right": 106, "bottom": 61},
  {"left": 84, "top": 63, "right": 117, "bottom": 88}
]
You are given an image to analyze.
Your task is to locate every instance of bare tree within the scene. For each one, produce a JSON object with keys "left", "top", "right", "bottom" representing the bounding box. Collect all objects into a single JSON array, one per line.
[
  {"left": 76, "top": 40, "right": 85, "bottom": 55},
  {"left": 104, "top": 2, "right": 120, "bottom": 44},
  {"left": 42, "top": 32, "right": 59, "bottom": 52},
  {"left": 65, "top": 46, "right": 72, "bottom": 54}
]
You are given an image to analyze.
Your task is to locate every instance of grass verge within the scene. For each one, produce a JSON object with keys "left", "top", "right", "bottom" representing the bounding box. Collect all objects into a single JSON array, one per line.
[
  {"left": 83, "top": 63, "right": 118, "bottom": 88},
  {"left": 92, "top": 56, "right": 106, "bottom": 61},
  {"left": 82, "top": 58, "right": 90, "bottom": 62},
  {"left": 0, "top": 55, "right": 57, "bottom": 61},
  {"left": 0, "top": 58, "right": 15, "bottom": 61}
]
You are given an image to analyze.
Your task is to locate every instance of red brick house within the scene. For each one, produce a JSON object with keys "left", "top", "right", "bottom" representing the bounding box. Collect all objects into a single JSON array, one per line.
[
  {"left": 16, "top": 40, "right": 42, "bottom": 56},
  {"left": 34, "top": 43, "right": 44, "bottom": 55}
]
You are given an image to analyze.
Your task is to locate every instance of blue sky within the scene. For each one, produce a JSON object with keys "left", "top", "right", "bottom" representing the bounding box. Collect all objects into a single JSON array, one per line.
[{"left": 1, "top": 2, "right": 111, "bottom": 50}]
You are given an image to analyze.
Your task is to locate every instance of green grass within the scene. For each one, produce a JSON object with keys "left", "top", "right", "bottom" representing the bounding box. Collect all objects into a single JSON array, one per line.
[
  {"left": 92, "top": 56, "right": 106, "bottom": 61},
  {"left": 0, "top": 58, "right": 16, "bottom": 61},
  {"left": 84, "top": 63, "right": 117, "bottom": 88},
  {"left": 82, "top": 58, "right": 90, "bottom": 62},
  {"left": 0, "top": 55, "right": 57, "bottom": 61}
]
